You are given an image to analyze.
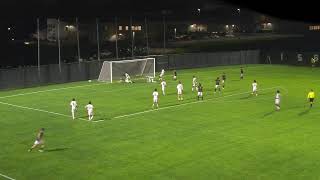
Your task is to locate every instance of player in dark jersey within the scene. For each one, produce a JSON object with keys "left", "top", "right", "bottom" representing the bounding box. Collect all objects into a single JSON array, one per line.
[
  {"left": 221, "top": 72, "right": 226, "bottom": 89},
  {"left": 173, "top": 70, "right": 177, "bottom": 80},
  {"left": 28, "top": 128, "right": 45, "bottom": 152},
  {"left": 214, "top": 77, "right": 221, "bottom": 93},
  {"left": 197, "top": 83, "right": 203, "bottom": 100},
  {"left": 240, "top": 67, "right": 244, "bottom": 80}
]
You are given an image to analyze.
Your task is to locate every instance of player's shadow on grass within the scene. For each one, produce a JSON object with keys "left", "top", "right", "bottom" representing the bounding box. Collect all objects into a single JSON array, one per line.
[
  {"left": 46, "top": 147, "right": 69, "bottom": 152},
  {"left": 298, "top": 108, "right": 310, "bottom": 116},
  {"left": 263, "top": 111, "right": 275, "bottom": 118}
]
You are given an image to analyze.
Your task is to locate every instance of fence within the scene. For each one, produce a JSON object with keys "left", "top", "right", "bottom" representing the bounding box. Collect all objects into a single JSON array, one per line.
[
  {"left": 260, "top": 50, "right": 320, "bottom": 66},
  {"left": 0, "top": 50, "right": 260, "bottom": 90}
]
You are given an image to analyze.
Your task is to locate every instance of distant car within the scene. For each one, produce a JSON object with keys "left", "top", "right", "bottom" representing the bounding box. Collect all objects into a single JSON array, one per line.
[{"left": 225, "top": 34, "right": 235, "bottom": 37}]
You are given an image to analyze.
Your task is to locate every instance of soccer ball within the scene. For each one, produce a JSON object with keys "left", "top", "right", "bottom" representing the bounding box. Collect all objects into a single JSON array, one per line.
[{"left": 88, "top": 80, "right": 92, "bottom": 83}]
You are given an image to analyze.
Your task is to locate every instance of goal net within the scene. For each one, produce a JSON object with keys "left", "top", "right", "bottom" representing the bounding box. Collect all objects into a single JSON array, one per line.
[{"left": 98, "top": 58, "right": 156, "bottom": 83}]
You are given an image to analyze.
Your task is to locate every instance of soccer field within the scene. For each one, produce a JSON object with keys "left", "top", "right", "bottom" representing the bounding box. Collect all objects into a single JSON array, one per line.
[{"left": 1, "top": 64, "right": 320, "bottom": 180}]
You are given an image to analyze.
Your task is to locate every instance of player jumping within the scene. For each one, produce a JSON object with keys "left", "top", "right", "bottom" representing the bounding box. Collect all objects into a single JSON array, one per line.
[
  {"left": 28, "top": 128, "right": 45, "bottom": 152},
  {"left": 70, "top": 98, "right": 77, "bottom": 120},
  {"left": 152, "top": 88, "right": 159, "bottom": 108},
  {"left": 214, "top": 77, "right": 221, "bottom": 94},
  {"left": 252, "top": 80, "right": 258, "bottom": 96},
  {"left": 85, "top": 101, "right": 94, "bottom": 121},
  {"left": 159, "top": 69, "right": 165, "bottom": 80},
  {"left": 177, "top": 81, "right": 184, "bottom": 100},
  {"left": 197, "top": 83, "right": 203, "bottom": 100},
  {"left": 161, "top": 79, "right": 167, "bottom": 95},
  {"left": 192, "top": 76, "right": 197, "bottom": 92},
  {"left": 307, "top": 89, "right": 315, "bottom": 108},
  {"left": 275, "top": 90, "right": 281, "bottom": 111}
]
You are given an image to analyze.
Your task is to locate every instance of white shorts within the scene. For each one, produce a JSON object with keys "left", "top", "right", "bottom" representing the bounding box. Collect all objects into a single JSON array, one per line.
[
  {"left": 253, "top": 87, "right": 257, "bottom": 92},
  {"left": 153, "top": 98, "right": 158, "bottom": 103},
  {"left": 71, "top": 108, "right": 76, "bottom": 112},
  {"left": 34, "top": 139, "right": 43, "bottom": 145},
  {"left": 162, "top": 87, "right": 165, "bottom": 91},
  {"left": 222, "top": 80, "right": 225, "bottom": 84},
  {"left": 198, "top": 92, "right": 203, "bottom": 96},
  {"left": 177, "top": 90, "right": 182, "bottom": 95},
  {"left": 193, "top": 84, "right": 196, "bottom": 87},
  {"left": 173, "top": 76, "right": 177, "bottom": 79},
  {"left": 159, "top": 74, "right": 164, "bottom": 78},
  {"left": 275, "top": 99, "right": 280, "bottom": 105},
  {"left": 215, "top": 85, "right": 219, "bottom": 88},
  {"left": 88, "top": 110, "right": 93, "bottom": 116}
]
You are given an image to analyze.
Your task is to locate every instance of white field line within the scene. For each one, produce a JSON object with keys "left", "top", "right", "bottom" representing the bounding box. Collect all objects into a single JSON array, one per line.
[
  {"left": 0, "top": 83, "right": 106, "bottom": 99},
  {"left": 0, "top": 65, "right": 257, "bottom": 100},
  {"left": 0, "top": 173, "right": 16, "bottom": 180},
  {"left": 94, "top": 86, "right": 279, "bottom": 122},
  {"left": 0, "top": 101, "right": 88, "bottom": 122}
]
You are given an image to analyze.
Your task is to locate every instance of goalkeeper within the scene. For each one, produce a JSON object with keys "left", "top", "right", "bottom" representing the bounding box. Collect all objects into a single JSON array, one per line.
[{"left": 124, "top": 72, "right": 133, "bottom": 83}]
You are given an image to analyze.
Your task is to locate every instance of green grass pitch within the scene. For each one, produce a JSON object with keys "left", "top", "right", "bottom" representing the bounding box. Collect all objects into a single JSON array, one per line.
[{"left": 1, "top": 64, "right": 320, "bottom": 180}]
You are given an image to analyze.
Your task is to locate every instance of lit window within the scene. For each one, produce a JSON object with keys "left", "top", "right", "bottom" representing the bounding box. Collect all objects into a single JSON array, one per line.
[
  {"left": 125, "top": 26, "right": 129, "bottom": 30},
  {"left": 138, "top": 26, "right": 142, "bottom": 31},
  {"left": 119, "top": 26, "right": 122, "bottom": 30}
]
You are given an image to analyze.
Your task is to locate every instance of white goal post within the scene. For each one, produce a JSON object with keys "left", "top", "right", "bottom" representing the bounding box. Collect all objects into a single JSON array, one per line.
[{"left": 98, "top": 58, "right": 156, "bottom": 83}]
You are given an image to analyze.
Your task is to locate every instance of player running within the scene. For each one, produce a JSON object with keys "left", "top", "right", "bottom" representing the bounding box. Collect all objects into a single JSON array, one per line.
[
  {"left": 161, "top": 80, "right": 167, "bottom": 95},
  {"left": 85, "top": 101, "right": 94, "bottom": 121},
  {"left": 159, "top": 69, "right": 165, "bottom": 80},
  {"left": 307, "top": 89, "right": 315, "bottom": 108},
  {"left": 177, "top": 81, "right": 184, "bottom": 100},
  {"left": 275, "top": 90, "right": 281, "bottom": 111},
  {"left": 214, "top": 77, "right": 221, "bottom": 94},
  {"left": 240, "top": 67, "right": 244, "bottom": 80},
  {"left": 197, "top": 83, "right": 203, "bottom": 100},
  {"left": 252, "top": 80, "right": 258, "bottom": 96},
  {"left": 221, "top": 72, "right": 226, "bottom": 89},
  {"left": 124, "top": 72, "right": 132, "bottom": 83},
  {"left": 192, "top": 76, "right": 197, "bottom": 92},
  {"left": 28, "top": 128, "right": 45, "bottom": 152},
  {"left": 70, "top": 98, "right": 77, "bottom": 120},
  {"left": 152, "top": 88, "right": 159, "bottom": 108},
  {"left": 173, "top": 70, "right": 177, "bottom": 80}
]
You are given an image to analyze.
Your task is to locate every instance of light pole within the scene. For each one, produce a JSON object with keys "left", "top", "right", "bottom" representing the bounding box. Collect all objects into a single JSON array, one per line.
[
  {"left": 197, "top": 8, "right": 201, "bottom": 15},
  {"left": 174, "top": 28, "right": 177, "bottom": 39}
]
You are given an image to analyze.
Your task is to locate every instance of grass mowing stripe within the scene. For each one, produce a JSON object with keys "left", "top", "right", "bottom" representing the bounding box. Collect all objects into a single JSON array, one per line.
[
  {"left": 0, "top": 83, "right": 106, "bottom": 99},
  {"left": 106, "top": 86, "right": 280, "bottom": 121},
  {"left": 0, "top": 173, "right": 16, "bottom": 180}
]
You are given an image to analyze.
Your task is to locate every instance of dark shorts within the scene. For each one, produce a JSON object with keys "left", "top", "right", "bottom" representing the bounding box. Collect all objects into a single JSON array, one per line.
[{"left": 310, "top": 98, "right": 314, "bottom": 102}]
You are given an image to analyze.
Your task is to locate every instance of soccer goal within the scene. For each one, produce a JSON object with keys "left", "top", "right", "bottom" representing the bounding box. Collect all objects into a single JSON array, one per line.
[{"left": 98, "top": 58, "right": 156, "bottom": 83}]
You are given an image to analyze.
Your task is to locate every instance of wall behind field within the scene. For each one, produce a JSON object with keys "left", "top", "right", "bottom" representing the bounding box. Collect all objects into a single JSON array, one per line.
[{"left": 0, "top": 50, "right": 260, "bottom": 90}]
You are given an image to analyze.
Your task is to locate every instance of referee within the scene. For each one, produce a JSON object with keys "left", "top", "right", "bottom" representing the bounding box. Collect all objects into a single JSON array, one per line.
[{"left": 307, "top": 89, "right": 315, "bottom": 108}]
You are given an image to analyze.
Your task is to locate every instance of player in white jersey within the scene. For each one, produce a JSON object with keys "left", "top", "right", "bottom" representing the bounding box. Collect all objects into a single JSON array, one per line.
[
  {"left": 70, "top": 98, "right": 77, "bottom": 120},
  {"left": 177, "top": 81, "right": 184, "bottom": 100},
  {"left": 152, "top": 88, "right": 159, "bottom": 108},
  {"left": 192, "top": 76, "right": 197, "bottom": 92},
  {"left": 275, "top": 90, "right": 281, "bottom": 111},
  {"left": 161, "top": 80, "right": 167, "bottom": 95},
  {"left": 159, "top": 69, "right": 165, "bottom": 80},
  {"left": 252, "top": 80, "right": 258, "bottom": 96},
  {"left": 124, "top": 72, "right": 132, "bottom": 83},
  {"left": 85, "top": 101, "right": 94, "bottom": 121}
]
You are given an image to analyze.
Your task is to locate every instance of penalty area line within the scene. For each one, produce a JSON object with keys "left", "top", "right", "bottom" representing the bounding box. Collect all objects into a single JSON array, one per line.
[
  {"left": 0, "top": 101, "right": 88, "bottom": 122},
  {"left": 0, "top": 172, "right": 16, "bottom": 180}
]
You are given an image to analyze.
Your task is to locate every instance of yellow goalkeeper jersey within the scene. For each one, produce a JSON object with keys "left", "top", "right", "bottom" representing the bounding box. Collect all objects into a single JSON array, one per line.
[{"left": 308, "top": 92, "right": 315, "bottom": 99}]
